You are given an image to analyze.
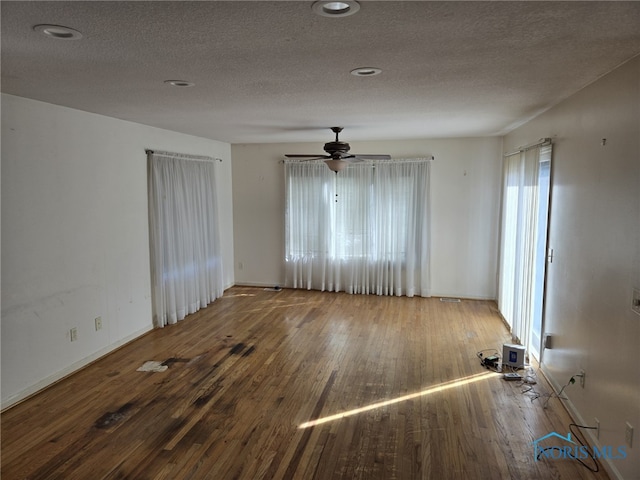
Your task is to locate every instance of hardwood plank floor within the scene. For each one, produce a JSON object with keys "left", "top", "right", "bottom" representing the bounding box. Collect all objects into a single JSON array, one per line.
[{"left": 1, "top": 287, "right": 610, "bottom": 479}]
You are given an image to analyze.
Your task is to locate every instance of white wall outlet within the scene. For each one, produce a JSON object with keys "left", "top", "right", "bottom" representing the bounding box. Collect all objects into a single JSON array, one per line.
[
  {"left": 625, "top": 422, "right": 634, "bottom": 448},
  {"left": 70, "top": 327, "right": 78, "bottom": 342},
  {"left": 632, "top": 288, "right": 640, "bottom": 316},
  {"left": 594, "top": 418, "right": 600, "bottom": 439},
  {"left": 579, "top": 369, "right": 586, "bottom": 388},
  {"left": 95, "top": 316, "right": 103, "bottom": 331}
]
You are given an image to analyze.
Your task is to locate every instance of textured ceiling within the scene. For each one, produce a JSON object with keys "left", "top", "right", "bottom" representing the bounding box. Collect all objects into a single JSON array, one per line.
[{"left": 2, "top": 1, "right": 640, "bottom": 144}]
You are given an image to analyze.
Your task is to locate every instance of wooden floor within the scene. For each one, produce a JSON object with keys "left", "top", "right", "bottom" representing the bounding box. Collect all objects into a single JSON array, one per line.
[{"left": 2, "top": 287, "right": 609, "bottom": 480}]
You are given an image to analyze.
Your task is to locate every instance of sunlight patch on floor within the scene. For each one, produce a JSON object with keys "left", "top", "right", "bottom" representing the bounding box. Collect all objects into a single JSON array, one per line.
[{"left": 298, "top": 371, "right": 498, "bottom": 429}]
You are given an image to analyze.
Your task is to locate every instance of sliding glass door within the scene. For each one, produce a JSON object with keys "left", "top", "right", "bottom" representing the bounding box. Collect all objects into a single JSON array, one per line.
[
  {"left": 530, "top": 158, "right": 551, "bottom": 360},
  {"left": 498, "top": 143, "right": 552, "bottom": 361}
]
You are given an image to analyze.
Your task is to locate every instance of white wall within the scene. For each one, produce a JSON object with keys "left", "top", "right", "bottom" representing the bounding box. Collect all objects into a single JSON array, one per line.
[
  {"left": 1, "top": 94, "right": 234, "bottom": 407},
  {"left": 232, "top": 137, "right": 502, "bottom": 299},
  {"left": 503, "top": 57, "right": 640, "bottom": 480}
]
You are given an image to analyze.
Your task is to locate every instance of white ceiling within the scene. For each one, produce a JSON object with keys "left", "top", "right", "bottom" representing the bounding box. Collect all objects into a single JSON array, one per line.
[{"left": 2, "top": 1, "right": 640, "bottom": 145}]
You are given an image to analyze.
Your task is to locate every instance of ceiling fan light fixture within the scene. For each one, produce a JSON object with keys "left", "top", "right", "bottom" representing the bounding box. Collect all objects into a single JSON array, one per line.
[
  {"left": 33, "top": 24, "right": 82, "bottom": 40},
  {"left": 324, "top": 159, "right": 349, "bottom": 173},
  {"left": 350, "top": 67, "right": 382, "bottom": 77},
  {"left": 312, "top": 1, "right": 360, "bottom": 18},
  {"left": 285, "top": 127, "right": 390, "bottom": 172}
]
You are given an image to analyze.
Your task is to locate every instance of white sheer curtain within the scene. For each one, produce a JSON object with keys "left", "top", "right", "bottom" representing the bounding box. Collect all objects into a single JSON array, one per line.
[
  {"left": 498, "top": 144, "right": 552, "bottom": 353},
  {"left": 147, "top": 151, "right": 224, "bottom": 327},
  {"left": 285, "top": 159, "right": 431, "bottom": 297}
]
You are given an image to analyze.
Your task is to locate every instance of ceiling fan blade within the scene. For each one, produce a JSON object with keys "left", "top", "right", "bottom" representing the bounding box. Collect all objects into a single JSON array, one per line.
[
  {"left": 352, "top": 154, "right": 392, "bottom": 160},
  {"left": 285, "top": 156, "right": 331, "bottom": 162},
  {"left": 285, "top": 154, "right": 330, "bottom": 159}
]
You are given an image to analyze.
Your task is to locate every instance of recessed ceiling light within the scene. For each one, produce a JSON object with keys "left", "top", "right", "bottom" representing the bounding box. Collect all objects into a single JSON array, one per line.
[
  {"left": 164, "top": 80, "right": 195, "bottom": 87},
  {"left": 312, "top": 1, "right": 360, "bottom": 18},
  {"left": 350, "top": 67, "right": 382, "bottom": 77},
  {"left": 33, "top": 24, "right": 82, "bottom": 40}
]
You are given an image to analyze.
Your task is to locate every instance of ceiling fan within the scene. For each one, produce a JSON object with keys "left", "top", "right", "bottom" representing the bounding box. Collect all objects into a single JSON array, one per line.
[{"left": 285, "top": 127, "right": 391, "bottom": 172}]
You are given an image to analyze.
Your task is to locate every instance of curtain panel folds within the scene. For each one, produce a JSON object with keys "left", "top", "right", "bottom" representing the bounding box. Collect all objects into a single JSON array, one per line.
[
  {"left": 498, "top": 144, "right": 552, "bottom": 354},
  {"left": 284, "top": 159, "right": 431, "bottom": 297},
  {"left": 147, "top": 151, "right": 224, "bottom": 327}
]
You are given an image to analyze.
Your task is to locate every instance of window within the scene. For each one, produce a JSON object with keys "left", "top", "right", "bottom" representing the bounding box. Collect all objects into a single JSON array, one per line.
[{"left": 284, "top": 159, "right": 431, "bottom": 297}]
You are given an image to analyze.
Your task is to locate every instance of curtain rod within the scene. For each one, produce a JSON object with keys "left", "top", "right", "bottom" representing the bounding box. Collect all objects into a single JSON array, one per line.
[
  {"left": 504, "top": 138, "right": 552, "bottom": 157},
  {"left": 146, "top": 149, "right": 222, "bottom": 163}
]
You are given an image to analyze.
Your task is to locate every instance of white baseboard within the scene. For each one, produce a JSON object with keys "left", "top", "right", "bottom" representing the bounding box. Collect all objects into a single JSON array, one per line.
[
  {"left": 539, "top": 364, "right": 624, "bottom": 480},
  {"left": 431, "top": 292, "right": 496, "bottom": 301},
  {"left": 1, "top": 324, "right": 154, "bottom": 410},
  {"left": 233, "top": 282, "right": 283, "bottom": 288},
  {"left": 231, "top": 285, "right": 496, "bottom": 301}
]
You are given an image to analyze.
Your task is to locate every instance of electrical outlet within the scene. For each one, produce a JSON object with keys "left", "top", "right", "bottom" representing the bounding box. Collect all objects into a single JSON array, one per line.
[
  {"left": 579, "top": 369, "right": 586, "bottom": 388},
  {"left": 95, "top": 316, "right": 103, "bottom": 331},
  {"left": 70, "top": 327, "right": 78, "bottom": 342},
  {"left": 625, "top": 422, "right": 634, "bottom": 448},
  {"left": 594, "top": 418, "right": 600, "bottom": 439}
]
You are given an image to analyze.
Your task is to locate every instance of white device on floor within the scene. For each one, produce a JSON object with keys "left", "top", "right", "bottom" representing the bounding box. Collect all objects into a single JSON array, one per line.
[{"left": 502, "top": 343, "right": 525, "bottom": 368}]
